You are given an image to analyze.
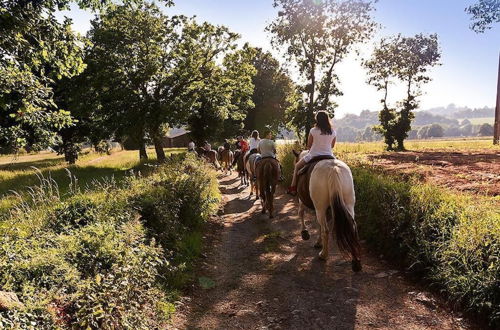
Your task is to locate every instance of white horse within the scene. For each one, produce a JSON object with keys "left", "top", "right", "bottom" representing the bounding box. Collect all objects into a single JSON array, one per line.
[
  {"left": 294, "top": 150, "right": 361, "bottom": 272},
  {"left": 245, "top": 152, "right": 261, "bottom": 199}
]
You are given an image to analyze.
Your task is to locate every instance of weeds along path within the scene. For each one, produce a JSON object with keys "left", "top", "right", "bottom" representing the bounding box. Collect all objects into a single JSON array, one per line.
[{"left": 173, "top": 173, "right": 472, "bottom": 330}]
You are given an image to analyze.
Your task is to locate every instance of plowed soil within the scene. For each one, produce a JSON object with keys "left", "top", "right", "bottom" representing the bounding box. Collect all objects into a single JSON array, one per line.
[
  {"left": 366, "top": 149, "right": 500, "bottom": 196},
  {"left": 171, "top": 174, "right": 474, "bottom": 330}
]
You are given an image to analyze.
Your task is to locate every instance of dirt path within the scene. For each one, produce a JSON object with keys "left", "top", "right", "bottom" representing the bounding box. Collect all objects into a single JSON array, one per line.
[{"left": 172, "top": 174, "right": 472, "bottom": 330}]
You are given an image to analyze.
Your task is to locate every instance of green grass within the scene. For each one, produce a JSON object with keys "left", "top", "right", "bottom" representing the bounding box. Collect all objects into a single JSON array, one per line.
[
  {"left": 0, "top": 154, "right": 220, "bottom": 328},
  {"left": 0, "top": 148, "right": 185, "bottom": 217}
]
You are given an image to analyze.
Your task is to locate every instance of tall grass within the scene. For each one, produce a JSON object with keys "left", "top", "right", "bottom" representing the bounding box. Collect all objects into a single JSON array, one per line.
[
  {"left": 277, "top": 143, "right": 500, "bottom": 327},
  {"left": 0, "top": 148, "right": 185, "bottom": 217},
  {"left": 0, "top": 154, "right": 220, "bottom": 328}
]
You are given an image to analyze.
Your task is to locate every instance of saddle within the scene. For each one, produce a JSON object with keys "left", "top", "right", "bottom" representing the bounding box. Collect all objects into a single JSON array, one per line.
[{"left": 297, "top": 155, "right": 335, "bottom": 210}]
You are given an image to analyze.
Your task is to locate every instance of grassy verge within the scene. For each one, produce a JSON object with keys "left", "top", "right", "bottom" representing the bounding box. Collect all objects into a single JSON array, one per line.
[
  {"left": 0, "top": 148, "right": 184, "bottom": 217},
  {"left": 277, "top": 143, "right": 500, "bottom": 327},
  {"left": 0, "top": 154, "right": 220, "bottom": 328}
]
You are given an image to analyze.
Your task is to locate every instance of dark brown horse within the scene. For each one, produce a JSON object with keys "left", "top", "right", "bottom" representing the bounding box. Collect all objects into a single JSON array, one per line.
[
  {"left": 196, "top": 147, "right": 220, "bottom": 169},
  {"left": 234, "top": 150, "right": 248, "bottom": 186},
  {"left": 255, "top": 157, "right": 280, "bottom": 218}
]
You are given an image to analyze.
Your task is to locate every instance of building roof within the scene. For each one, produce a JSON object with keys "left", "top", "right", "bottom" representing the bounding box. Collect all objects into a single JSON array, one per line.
[{"left": 166, "top": 128, "right": 190, "bottom": 139}]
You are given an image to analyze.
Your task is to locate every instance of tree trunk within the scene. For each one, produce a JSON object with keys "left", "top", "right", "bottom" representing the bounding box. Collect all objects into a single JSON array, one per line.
[
  {"left": 153, "top": 135, "right": 166, "bottom": 162},
  {"left": 139, "top": 140, "right": 148, "bottom": 160},
  {"left": 305, "top": 63, "right": 316, "bottom": 145}
]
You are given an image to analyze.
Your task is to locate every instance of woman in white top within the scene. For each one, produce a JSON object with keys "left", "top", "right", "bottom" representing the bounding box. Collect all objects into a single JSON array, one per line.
[
  {"left": 248, "top": 130, "right": 260, "bottom": 153},
  {"left": 288, "top": 111, "right": 336, "bottom": 194}
]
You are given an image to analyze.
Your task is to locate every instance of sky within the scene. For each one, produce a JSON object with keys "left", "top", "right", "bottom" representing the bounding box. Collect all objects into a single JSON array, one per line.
[{"left": 56, "top": 0, "right": 500, "bottom": 118}]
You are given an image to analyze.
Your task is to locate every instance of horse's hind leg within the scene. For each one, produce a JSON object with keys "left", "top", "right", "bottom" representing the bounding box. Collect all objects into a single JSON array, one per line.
[
  {"left": 299, "top": 201, "right": 310, "bottom": 240},
  {"left": 315, "top": 207, "right": 329, "bottom": 260}
]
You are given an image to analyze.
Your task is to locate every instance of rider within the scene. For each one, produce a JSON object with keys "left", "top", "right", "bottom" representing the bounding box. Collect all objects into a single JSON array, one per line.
[
  {"left": 232, "top": 136, "right": 249, "bottom": 166},
  {"left": 223, "top": 139, "right": 231, "bottom": 151},
  {"left": 203, "top": 141, "right": 211, "bottom": 151},
  {"left": 187, "top": 140, "right": 196, "bottom": 153},
  {"left": 244, "top": 130, "right": 260, "bottom": 166},
  {"left": 257, "top": 130, "right": 284, "bottom": 181},
  {"left": 287, "top": 111, "right": 336, "bottom": 195},
  {"left": 248, "top": 130, "right": 260, "bottom": 155}
]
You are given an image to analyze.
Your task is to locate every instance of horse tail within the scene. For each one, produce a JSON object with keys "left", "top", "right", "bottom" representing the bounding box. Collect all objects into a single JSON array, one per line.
[
  {"left": 263, "top": 161, "right": 272, "bottom": 201},
  {"left": 329, "top": 167, "right": 360, "bottom": 262}
]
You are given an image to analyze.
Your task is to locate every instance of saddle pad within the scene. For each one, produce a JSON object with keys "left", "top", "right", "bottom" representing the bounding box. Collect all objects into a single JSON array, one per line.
[
  {"left": 298, "top": 155, "right": 335, "bottom": 176},
  {"left": 297, "top": 157, "right": 335, "bottom": 210}
]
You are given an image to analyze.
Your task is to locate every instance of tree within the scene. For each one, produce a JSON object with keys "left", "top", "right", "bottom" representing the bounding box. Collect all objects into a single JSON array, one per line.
[
  {"left": 267, "top": 0, "right": 377, "bottom": 142},
  {"left": 365, "top": 34, "right": 441, "bottom": 150},
  {"left": 184, "top": 34, "right": 255, "bottom": 144},
  {"left": 427, "top": 124, "right": 444, "bottom": 138},
  {"left": 467, "top": 0, "right": 500, "bottom": 32},
  {"left": 0, "top": 0, "right": 165, "bottom": 154},
  {"left": 85, "top": 3, "right": 230, "bottom": 161},
  {"left": 478, "top": 123, "right": 494, "bottom": 136},
  {"left": 244, "top": 48, "right": 298, "bottom": 135}
]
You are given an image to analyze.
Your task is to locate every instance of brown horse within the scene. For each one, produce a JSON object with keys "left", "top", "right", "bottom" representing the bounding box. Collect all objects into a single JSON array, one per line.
[
  {"left": 234, "top": 150, "right": 248, "bottom": 186},
  {"left": 219, "top": 149, "right": 234, "bottom": 175},
  {"left": 196, "top": 147, "right": 220, "bottom": 169},
  {"left": 255, "top": 158, "right": 280, "bottom": 218}
]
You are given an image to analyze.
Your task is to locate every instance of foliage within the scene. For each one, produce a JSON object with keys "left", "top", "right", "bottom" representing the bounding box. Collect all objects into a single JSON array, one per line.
[
  {"left": 0, "top": 0, "right": 172, "bottom": 154},
  {"left": 187, "top": 43, "right": 256, "bottom": 144},
  {"left": 467, "top": 0, "right": 500, "bottom": 32},
  {"left": 365, "top": 34, "right": 441, "bottom": 150},
  {"left": 352, "top": 165, "right": 500, "bottom": 327},
  {"left": 478, "top": 123, "right": 494, "bottom": 136},
  {"left": 244, "top": 48, "right": 298, "bottom": 135},
  {"left": 0, "top": 154, "right": 220, "bottom": 328},
  {"left": 276, "top": 144, "right": 500, "bottom": 327},
  {"left": 267, "top": 0, "right": 377, "bottom": 140}
]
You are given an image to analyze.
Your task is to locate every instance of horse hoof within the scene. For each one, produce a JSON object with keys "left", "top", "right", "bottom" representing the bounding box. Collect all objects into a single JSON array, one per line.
[
  {"left": 352, "top": 260, "right": 362, "bottom": 272},
  {"left": 301, "top": 230, "right": 310, "bottom": 241},
  {"left": 318, "top": 251, "right": 328, "bottom": 261},
  {"left": 313, "top": 242, "right": 322, "bottom": 249}
]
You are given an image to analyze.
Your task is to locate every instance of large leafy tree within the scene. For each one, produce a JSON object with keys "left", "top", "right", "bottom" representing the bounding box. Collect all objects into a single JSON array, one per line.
[
  {"left": 365, "top": 34, "right": 441, "bottom": 150},
  {"left": 0, "top": 0, "right": 165, "bottom": 154},
  {"left": 267, "top": 0, "right": 377, "bottom": 141},
  {"left": 244, "top": 48, "right": 298, "bottom": 135},
  {"left": 467, "top": 0, "right": 500, "bottom": 32},
  {"left": 188, "top": 44, "right": 257, "bottom": 144},
  {"left": 85, "top": 3, "right": 196, "bottom": 161}
]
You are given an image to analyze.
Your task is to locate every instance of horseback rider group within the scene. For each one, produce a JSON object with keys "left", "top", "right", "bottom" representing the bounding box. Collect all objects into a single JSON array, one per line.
[{"left": 187, "top": 111, "right": 361, "bottom": 269}]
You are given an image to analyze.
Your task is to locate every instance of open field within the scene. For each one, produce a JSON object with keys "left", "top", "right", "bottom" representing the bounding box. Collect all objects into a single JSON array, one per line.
[
  {"left": 339, "top": 139, "right": 500, "bottom": 197},
  {"left": 0, "top": 148, "right": 184, "bottom": 216}
]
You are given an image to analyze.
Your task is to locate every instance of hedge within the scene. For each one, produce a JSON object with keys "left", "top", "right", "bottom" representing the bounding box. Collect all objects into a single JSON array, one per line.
[{"left": 277, "top": 144, "right": 500, "bottom": 327}]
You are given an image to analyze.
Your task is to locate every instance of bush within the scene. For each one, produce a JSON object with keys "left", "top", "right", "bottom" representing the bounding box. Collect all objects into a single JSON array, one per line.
[
  {"left": 0, "top": 155, "right": 220, "bottom": 328},
  {"left": 277, "top": 145, "right": 500, "bottom": 327},
  {"left": 352, "top": 165, "right": 500, "bottom": 327}
]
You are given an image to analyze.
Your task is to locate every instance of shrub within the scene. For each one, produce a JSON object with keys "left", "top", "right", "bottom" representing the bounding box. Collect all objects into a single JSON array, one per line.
[
  {"left": 352, "top": 165, "right": 500, "bottom": 327},
  {"left": 0, "top": 155, "right": 220, "bottom": 328}
]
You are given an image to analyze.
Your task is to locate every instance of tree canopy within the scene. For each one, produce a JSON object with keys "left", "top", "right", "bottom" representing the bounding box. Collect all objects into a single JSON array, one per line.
[
  {"left": 467, "top": 0, "right": 500, "bottom": 32},
  {"left": 365, "top": 34, "right": 441, "bottom": 150},
  {"left": 267, "top": 0, "right": 377, "bottom": 141}
]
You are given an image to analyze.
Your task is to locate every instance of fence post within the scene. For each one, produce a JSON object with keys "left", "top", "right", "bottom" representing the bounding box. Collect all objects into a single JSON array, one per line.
[{"left": 494, "top": 52, "right": 500, "bottom": 144}]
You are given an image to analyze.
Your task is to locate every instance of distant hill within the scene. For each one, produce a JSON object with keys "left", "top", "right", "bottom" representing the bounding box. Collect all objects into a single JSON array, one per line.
[{"left": 332, "top": 105, "right": 495, "bottom": 142}]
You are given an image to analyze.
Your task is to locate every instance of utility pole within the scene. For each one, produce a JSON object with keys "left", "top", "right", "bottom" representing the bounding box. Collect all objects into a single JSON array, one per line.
[{"left": 494, "top": 52, "right": 500, "bottom": 144}]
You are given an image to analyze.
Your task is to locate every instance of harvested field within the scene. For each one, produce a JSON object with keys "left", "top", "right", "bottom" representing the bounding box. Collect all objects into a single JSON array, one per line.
[{"left": 366, "top": 149, "right": 500, "bottom": 196}]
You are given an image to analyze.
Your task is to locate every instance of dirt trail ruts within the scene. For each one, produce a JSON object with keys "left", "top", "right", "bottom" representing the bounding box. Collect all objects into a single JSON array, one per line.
[{"left": 172, "top": 174, "right": 472, "bottom": 330}]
